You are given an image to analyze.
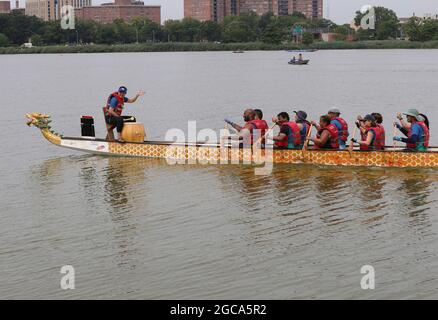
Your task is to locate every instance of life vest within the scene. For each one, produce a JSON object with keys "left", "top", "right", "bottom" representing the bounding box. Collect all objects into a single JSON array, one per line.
[
  {"left": 299, "top": 122, "right": 310, "bottom": 143},
  {"left": 247, "top": 119, "right": 269, "bottom": 145},
  {"left": 360, "top": 127, "right": 381, "bottom": 151},
  {"left": 315, "top": 124, "right": 339, "bottom": 149},
  {"left": 104, "top": 92, "right": 125, "bottom": 116},
  {"left": 407, "top": 122, "right": 429, "bottom": 150},
  {"left": 332, "top": 117, "right": 349, "bottom": 142},
  {"left": 376, "top": 123, "right": 386, "bottom": 150},
  {"left": 275, "top": 121, "right": 301, "bottom": 149}
]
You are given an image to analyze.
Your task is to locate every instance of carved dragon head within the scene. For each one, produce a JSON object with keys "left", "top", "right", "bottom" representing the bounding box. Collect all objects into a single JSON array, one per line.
[
  {"left": 26, "top": 113, "right": 62, "bottom": 138},
  {"left": 26, "top": 113, "right": 51, "bottom": 129}
]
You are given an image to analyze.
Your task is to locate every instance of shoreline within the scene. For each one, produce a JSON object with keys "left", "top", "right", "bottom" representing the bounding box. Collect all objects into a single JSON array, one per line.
[{"left": 1, "top": 40, "right": 438, "bottom": 54}]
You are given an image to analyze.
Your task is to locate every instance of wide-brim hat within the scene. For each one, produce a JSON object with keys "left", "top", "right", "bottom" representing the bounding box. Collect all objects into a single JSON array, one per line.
[
  {"left": 328, "top": 108, "right": 341, "bottom": 114},
  {"left": 403, "top": 108, "right": 420, "bottom": 120}
]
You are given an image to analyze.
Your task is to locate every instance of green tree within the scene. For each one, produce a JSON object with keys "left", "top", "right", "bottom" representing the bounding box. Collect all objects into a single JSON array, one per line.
[
  {"left": 0, "top": 33, "right": 9, "bottom": 47},
  {"left": 199, "top": 20, "right": 222, "bottom": 42},
  {"left": 261, "top": 20, "right": 285, "bottom": 44},
  {"left": 404, "top": 17, "right": 438, "bottom": 41},
  {"left": 302, "top": 32, "right": 314, "bottom": 45},
  {"left": 76, "top": 20, "right": 98, "bottom": 44},
  {"left": 31, "top": 34, "right": 43, "bottom": 46},
  {"left": 96, "top": 24, "right": 117, "bottom": 44},
  {"left": 179, "top": 18, "right": 202, "bottom": 42},
  {"left": 354, "top": 6, "right": 399, "bottom": 40},
  {"left": 132, "top": 17, "right": 162, "bottom": 42},
  {"left": 164, "top": 19, "right": 183, "bottom": 41}
]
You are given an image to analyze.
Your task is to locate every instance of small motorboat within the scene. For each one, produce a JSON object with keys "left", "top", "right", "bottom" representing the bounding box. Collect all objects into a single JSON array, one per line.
[{"left": 288, "top": 59, "right": 310, "bottom": 65}]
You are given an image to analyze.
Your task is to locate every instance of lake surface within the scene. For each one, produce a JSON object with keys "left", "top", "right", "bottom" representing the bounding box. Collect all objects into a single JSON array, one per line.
[{"left": 1, "top": 50, "right": 438, "bottom": 299}]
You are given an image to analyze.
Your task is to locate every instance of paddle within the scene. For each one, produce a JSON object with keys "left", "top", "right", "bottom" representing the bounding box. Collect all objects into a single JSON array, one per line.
[
  {"left": 393, "top": 123, "right": 397, "bottom": 149},
  {"left": 255, "top": 122, "right": 277, "bottom": 147},
  {"left": 348, "top": 125, "right": 358, "bottom": 157},
  {"left": 302, "top": 124, "right": 313, "bottom": 152}
]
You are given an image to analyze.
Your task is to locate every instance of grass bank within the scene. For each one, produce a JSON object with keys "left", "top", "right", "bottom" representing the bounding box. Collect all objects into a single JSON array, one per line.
[{"left": 1, "top": 40, "right": 438, "bottom": 54}]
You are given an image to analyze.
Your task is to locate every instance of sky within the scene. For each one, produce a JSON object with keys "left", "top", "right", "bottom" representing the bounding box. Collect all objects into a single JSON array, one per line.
[{"left": 16, "top": 0, "right": 438, "bottom": 24}]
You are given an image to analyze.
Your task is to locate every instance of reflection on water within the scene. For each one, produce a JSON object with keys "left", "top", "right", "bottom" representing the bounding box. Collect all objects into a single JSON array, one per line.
[{"left": 5, "top": 156, "right": 438, "bottom": 299}]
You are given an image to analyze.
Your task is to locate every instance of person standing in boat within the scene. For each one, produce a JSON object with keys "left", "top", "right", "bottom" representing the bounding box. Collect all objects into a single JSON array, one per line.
[
  {"left": 352, "top": 114, "right": 382, "bottom": 151},
  {"left": 225, "top": 109, "right": 268, "bottom": 146},
  {"left": 308, "top": 115, "right": 339, "bottom": 149},
  {"left": 104, "top": 86, "right": 145, "bottom": 142},
  {"left": 394, "top": 109, "right": 429, "bottom": 151},
  {"left": 311, "top": 108, "right": 349, "bottom": 150},
  {"left": 298, "top": 53, "right": 303, "bottom": 61},
  {"left": 294, "top": 110, "right": 310, "bottom": 145},
  {"left": 268, "top": 112, "right": 302, "bottom": 149}
]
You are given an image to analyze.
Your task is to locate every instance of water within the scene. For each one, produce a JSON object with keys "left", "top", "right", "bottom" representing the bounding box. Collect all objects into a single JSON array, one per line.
[{"left": 1, "top": 50, "right": 438, "bottom": 299}]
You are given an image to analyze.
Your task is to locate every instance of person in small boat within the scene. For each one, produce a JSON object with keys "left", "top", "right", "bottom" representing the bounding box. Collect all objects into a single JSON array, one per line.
[
  {"left": 294, "top": 110, "right": 310, "bottom": 146},
  {"left": 298, "top": 53, "right": 303, "bottom": 61},
  {"left": 311, "top": 108, "right": 348, "bottom": 150},
  {"left": 308, "top": 115, "right": 339, "bottom": 149},
  {"left": 394, "top": 109, "right": 430, "bottom": 151},
  {"left": 269, "top": 112, "right": 302, "bottom": 149},
  {"left": 224, "top": 109, "right": 268, "bottom": 145},
  {"left": 290, "top": 56, "right": 297, "bottom": 63},
  {"left": 104, "top": 86, "right": 145, "bottom": 142},
  {"left": 352, "top": 114, "right": 382, "bottom": 151}
]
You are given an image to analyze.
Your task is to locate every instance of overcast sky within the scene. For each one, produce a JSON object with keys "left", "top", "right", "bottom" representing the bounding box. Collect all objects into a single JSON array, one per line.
[{"left": 17, "top": 0, "right": 438, "bottom": 24}]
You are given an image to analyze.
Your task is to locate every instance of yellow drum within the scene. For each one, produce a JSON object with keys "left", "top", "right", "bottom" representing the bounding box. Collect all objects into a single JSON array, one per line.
[{"left": 121, "top": 123, "right": 145, "bottom": 142}]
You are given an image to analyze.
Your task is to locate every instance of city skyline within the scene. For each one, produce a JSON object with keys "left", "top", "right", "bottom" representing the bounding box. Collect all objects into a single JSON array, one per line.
[{"left": 13, "top": 0, "right": 438, "bottom": 23}]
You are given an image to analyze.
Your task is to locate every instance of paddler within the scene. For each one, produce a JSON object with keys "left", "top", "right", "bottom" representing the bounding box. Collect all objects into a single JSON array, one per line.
[
  {"left": 311, "top": 108, "right": 349, "bottom": 150},
  {"left": 351, "top": 114, "right": 382, "bottom": 151},
  {"left": 104, "top": 86, "right": 145, "bottom": 142},
  {"left": 294, "top": 110, "right": 310, "bottom": 146},
  {"left": 393, "top": 109, "right": 430, "bottom": 151},
  {"left": 268, "top": 112, "right": 302, "bottom": 149},
  {"left": 307, "top": 115, "right": 339, "bottom": 149},
  {"left": 224, "top": 109, "right": 268, "bottom": 146},
  {"left": 371, "top": 113, "right": 386, "bottom": 150}
]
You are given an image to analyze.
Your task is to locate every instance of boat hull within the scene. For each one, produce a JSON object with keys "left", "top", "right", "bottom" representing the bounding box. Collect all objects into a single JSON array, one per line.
[
  {"left": 288, "top": 59, "right": 310, "bottom": 65},
  {"left": 58, "top": 137, "right": 438, "bottom": 168}
]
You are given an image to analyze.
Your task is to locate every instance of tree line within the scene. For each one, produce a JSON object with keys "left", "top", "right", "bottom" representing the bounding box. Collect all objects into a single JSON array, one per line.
[{"left": 0, "top": 8, "right": 437, "bottom": 47}]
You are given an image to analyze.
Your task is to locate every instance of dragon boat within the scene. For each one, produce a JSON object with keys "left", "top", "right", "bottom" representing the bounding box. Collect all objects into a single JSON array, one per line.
[{"left": 26, "top": 113, "right": 438, "bottom": 168}]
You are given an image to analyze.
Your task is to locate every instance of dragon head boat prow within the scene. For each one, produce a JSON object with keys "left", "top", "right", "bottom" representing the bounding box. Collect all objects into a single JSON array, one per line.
[{"left": 25, "top": 113, "right": 62, "bottom": 145}]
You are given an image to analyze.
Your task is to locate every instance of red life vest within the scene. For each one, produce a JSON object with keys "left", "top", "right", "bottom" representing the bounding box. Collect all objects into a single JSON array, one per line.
[
  {"left": 360, "top": 127, "right": 381, "bottom": 151},
  {"left": 104, "top": 92, "right": 125, "bottom": 116},
  {"left": 247, "top": 119, "right": 269, "bottom": 145},
  {"left": 275, "top": 121, "right": 301, "bottom": 148},
  {"left": 376, "top": 123, "right": 386, "bottom": 150},
  {"left": 315, "top": 124, "right": 339, "bottom": 149},
  {"left": 332, "top": 117, "right": 349, "bottom": 142},
  {"left": 407, "top": 122, "right": 430, "bottom": 149}
]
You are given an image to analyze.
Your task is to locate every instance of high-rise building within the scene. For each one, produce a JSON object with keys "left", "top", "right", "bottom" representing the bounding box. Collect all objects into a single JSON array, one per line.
[
  {"left": 25, "top": 0, "right": 92, "bottom": 21},
  {"left": 0, "top": 1, "right": 11, "bottom": 13},
  {"left": 184, "top": 0, "right": 225, "bottom": 22},
  {"left": 75, "top": 0, "right": 161, "bottom": 25},
  {"left": 184, "top": 0, "right": 323, "bottom": 21}
]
